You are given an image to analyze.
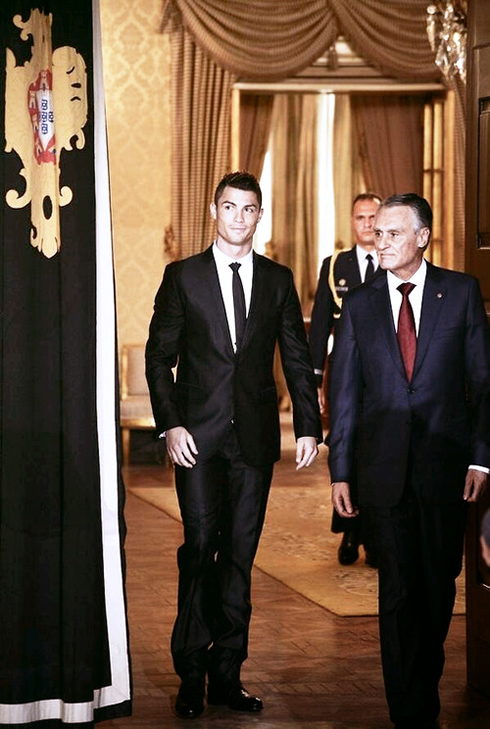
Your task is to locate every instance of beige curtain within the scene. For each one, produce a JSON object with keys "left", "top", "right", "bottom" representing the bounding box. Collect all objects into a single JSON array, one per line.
[
  {"left": 168, "top": 26, "right": 235, "bottom": 258},
  {"left": 239, "top": 94, "right": 274, "bottom": 178},
  {"left": 332, "top": 94, "right": 367, "bottom": 249},
  {"left": 351, "top": 96, "right": 425, "bottom": 198},
  {"left": 270, "top": 93, "right": 318, "bottom": 303},
  {"left": 162, "top": 1, "right": 438, "bottom": 81},
  {"left": 294, "top": 96, "right": 319, "bottom": 311},
  {"left": 268, "top": 94, "right": 319, "bottom": 408},
  {"left": 330, "top": 0, "right": 438, "bottom": 81},
  {"left": 162, "top": 0, "right": 339, "bottom": 79}
]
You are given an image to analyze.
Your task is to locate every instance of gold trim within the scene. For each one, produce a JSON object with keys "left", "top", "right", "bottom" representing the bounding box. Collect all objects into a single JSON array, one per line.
[{"left": 327, "top": 249, "right": 343, "bottom": 317}]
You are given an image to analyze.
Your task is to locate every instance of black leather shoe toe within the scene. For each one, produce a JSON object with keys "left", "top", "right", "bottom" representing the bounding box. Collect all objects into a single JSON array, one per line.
[
  {"left": 208, "top": 683, "right": 263, "bottom": 712},
  {"left": 227, "top": 685, "right": 263, "bottom": 712},
  {"left": 175, "top": 681, "right": 204, "bottom": 719},
  {"left": 338, "top": 530, "right": 359, "bottom": 565}
]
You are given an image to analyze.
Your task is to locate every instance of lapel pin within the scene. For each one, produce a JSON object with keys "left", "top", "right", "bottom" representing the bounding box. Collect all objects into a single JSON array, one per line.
[
  {"left": 437, "top": 292, "right": 443, "bottom": 299},
  {"left": 339, "top": 278, "right": 346, "bottom": 286}
]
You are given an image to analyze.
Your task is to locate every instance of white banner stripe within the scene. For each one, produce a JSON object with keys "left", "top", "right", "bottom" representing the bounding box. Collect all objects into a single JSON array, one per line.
[{"left": 93, "top": 0, "right": 131, "bottom": 709}]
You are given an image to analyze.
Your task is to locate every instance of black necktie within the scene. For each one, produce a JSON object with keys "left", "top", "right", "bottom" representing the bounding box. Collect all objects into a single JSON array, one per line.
[
  {"left": 230, "top": 262, "right": 246, "bottom": 350},
  {"left": 397, "top": 282, "right": 416, "bottom": 381},
  {"left": 365, "top": 254, "right": 375, "bottom": 281}
]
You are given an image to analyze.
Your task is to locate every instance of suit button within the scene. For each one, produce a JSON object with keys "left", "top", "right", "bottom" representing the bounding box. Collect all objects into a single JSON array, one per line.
[{"left": 407, "top": 387, "right": 414, "bottom": 394}]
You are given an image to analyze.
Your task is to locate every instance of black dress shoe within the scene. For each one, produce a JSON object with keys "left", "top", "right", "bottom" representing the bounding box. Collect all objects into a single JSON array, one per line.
[
  {"left": 338, "top": 530, "right": 359, "bottom": 565},
  {"left": 208, "top": 682, "right": 263, "bottom": 712},
  {"left": 394, "top": 721, "right": 439, "bottom": 729},
  {"left": 175, "top": 680, "right": 204, "bottom": 719},
  {"left": 393, "top": 710, "right": 440, "bottom": 728}
]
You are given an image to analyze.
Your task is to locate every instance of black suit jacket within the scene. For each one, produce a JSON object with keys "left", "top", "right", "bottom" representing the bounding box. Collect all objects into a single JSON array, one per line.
[
  {"left": 328, "top": 263, "right": 490, "bottom": 507},
  {"left": 309, "top": 247, "right": 381, "bottom": 384},
  {"left": 146, "top": 246, "right": 322, "bottom": 466}
]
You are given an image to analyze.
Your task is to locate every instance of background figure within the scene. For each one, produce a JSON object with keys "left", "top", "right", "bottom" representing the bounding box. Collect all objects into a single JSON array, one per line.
[
  {"left": 328, "top": 193, "right": 490, "bottom": 729},
  {"left": 309, "top": 192, "right": 381, "bottom": 567},
  {"left": 481, "top": 510, "right": 490, "bottom": 567},
  {"left": 146, "top": 171, "right": 322, "bottom": 720}
]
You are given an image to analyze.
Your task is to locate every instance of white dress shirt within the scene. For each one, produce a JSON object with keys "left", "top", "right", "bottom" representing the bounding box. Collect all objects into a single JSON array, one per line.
[
  {"left": 356, "top": 245, "right": 379, "bottom": 283},
  {"left": 212, "top": 242, "right": 254, "bottom": 352},
  {"left": 386, "top": 258, "right": 488, "bottom": 475}
]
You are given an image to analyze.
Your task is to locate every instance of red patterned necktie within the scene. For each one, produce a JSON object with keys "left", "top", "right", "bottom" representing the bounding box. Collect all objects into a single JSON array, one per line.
[{"left": 397, "top": 282, "right": 416, "bottom": 381}]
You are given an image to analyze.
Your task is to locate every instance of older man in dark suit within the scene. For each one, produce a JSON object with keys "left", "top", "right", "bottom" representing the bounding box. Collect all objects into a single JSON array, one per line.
[
  {"left": 146, "top": 171, "right": 322, "bottom": 719},
  {"left": 327, "top": 193, "right": 490, "bottom": 729}
]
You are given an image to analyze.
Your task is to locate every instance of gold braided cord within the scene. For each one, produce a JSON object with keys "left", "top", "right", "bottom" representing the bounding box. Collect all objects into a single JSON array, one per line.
[{"left": 327, "top": 249, "right": 343, "bottom": 318}]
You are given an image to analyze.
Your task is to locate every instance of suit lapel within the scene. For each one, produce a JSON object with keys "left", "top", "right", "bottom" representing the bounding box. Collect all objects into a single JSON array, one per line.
[
  {"left": 413, "top": 263, "right": 446, "bottom": 378},
  {"left": 200, "top": 246, "right": 235, "bottom": 357},
  {"left": 239, "top": 251, "right": 264, "bottom": 353},
  {"left": 371, "top": 274, "right": 407, "bottom": 378}
]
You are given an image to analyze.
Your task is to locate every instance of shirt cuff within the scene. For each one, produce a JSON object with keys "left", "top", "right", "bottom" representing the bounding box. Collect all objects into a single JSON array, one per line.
[{"left": 469, "top": 464, "right": 490, "bottom": 474}]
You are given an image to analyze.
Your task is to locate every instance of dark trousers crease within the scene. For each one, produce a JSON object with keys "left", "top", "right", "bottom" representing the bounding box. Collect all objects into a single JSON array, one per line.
[{"left": 172, "top": 425, "right": 273, "bottom": 684}]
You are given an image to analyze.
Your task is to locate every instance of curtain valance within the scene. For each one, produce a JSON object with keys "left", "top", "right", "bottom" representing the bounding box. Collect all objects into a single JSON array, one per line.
[{"left": 161, "top": 0, "right": 439, "bottom": 82}]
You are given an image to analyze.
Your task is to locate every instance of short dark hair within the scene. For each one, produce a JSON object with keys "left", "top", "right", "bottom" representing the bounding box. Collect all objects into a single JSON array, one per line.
[
  {"left": 379, "top": 193, "right": 433, "bottom": 234},
  {"left": 352, "top": 192, "right": 382, "bottom": 212},
  {"left": 214, "top": 171, "right": 262, "bottom": 208}
]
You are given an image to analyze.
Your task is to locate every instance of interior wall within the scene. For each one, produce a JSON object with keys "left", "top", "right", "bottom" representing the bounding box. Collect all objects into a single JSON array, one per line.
[{"left": 100, "top": 0, "right": 172, "bottom": 349}]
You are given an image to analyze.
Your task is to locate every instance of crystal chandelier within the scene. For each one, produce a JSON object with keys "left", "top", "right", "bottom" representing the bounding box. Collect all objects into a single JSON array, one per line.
[{"left": 427, "top": 1, "right": 467, "bottom": 83}]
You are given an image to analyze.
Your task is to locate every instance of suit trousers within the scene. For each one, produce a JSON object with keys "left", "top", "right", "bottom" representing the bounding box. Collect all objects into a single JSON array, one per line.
[
  {"left": 171, "top": 424, "right": 273, "bottom": 684},
  {"left": 364, "top": 488, "right": 467, "bottom": 724}
]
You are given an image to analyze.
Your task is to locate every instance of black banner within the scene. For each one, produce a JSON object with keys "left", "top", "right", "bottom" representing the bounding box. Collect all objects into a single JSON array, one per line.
[{"left": 0, "top": 0, "right": 131, "bottom": 724}]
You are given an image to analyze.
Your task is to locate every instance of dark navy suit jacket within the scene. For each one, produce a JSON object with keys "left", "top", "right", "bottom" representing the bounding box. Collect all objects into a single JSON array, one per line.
[{"left": 328, "top": 262, "right": 490, "bottom": 507}]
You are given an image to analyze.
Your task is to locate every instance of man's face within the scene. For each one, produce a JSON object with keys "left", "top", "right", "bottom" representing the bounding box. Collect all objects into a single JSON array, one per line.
[
  {"left": 210, "top": 186, "right": 263, "bottom": 256},
  {"left": 351, "top": 198, "right": 380, "bottom": 249},
  {"left": 374, "top": 205, "right": 429, "bottom": 280}
]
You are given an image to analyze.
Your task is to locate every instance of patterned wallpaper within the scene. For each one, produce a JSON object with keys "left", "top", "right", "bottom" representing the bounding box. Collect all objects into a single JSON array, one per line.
[{"left": 100, "top": 0, "right": 172, "bottom": 350}]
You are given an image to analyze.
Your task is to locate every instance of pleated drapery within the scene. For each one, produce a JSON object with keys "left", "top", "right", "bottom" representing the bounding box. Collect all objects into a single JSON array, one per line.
[
  {"left": 239, "top": 94, "right": 274, "bottom": 179},
  {"left": 352, "top": 95, "right": 425, "bottom": 199},
  {"left": 162, "top": 0, "right": 339, "bottom": 81},
  {"left": 161, "top": 1, "right": 444, "bottom": 259},
  {"left": 332, "top": 94, "right": 366, "bottom": 249},
  {"left": 162, "top": 0, "right": 438, "bottom": 82},
  {"left": 169, "top": 26, "right": 235, "bottom": 258}
]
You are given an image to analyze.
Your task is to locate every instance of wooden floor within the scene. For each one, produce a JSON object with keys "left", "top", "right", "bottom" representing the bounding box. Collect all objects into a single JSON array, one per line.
[{"left": 103, "top": 458, "right": 490, "bottom": 729}]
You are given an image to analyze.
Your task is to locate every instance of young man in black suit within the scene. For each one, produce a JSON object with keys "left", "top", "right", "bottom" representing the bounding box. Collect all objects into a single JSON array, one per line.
[
  {"left": 328, "top": 193, "right": 490, "bottom": 728},
  {"left": 146, "top": 171, "right": 322, "bottom": 719},
  {"left": 309, "top": 192, "right": 381, "bottom": 566}
]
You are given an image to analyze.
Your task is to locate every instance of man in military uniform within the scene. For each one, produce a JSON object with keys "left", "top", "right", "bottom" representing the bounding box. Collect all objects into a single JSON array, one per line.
[{"left": 309, "top": 192, "right": 381, "bottom": 566}]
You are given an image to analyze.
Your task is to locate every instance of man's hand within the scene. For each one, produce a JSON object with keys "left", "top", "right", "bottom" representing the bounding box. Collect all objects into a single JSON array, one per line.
[
  {"left": 165, "top": 426, "right": 198, "bottom": 468},
  {"left": 332, "top": 481, "right": 359, "bottom": 518},
  {"left": 295, "top": 436, "right": 319, "bottom": 470},
  {"left": 463, "top": 468, "right": 488, "bottom": 502}
]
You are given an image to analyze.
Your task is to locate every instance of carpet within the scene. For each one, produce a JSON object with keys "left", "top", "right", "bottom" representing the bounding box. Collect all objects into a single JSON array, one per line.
[{"left": 128, "top": 420, "right": 465, "bottom": 617}]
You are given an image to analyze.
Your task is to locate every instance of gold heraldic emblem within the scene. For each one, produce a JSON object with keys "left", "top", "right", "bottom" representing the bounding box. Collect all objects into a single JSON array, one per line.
[{"left": 5, "top": 9, "right": 88, "bottom": 258}]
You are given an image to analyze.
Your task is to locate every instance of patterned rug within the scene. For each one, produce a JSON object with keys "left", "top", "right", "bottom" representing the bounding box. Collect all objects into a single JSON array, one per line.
[{"left": 128, "top": 419, "right": 465, "bottom": 617}]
